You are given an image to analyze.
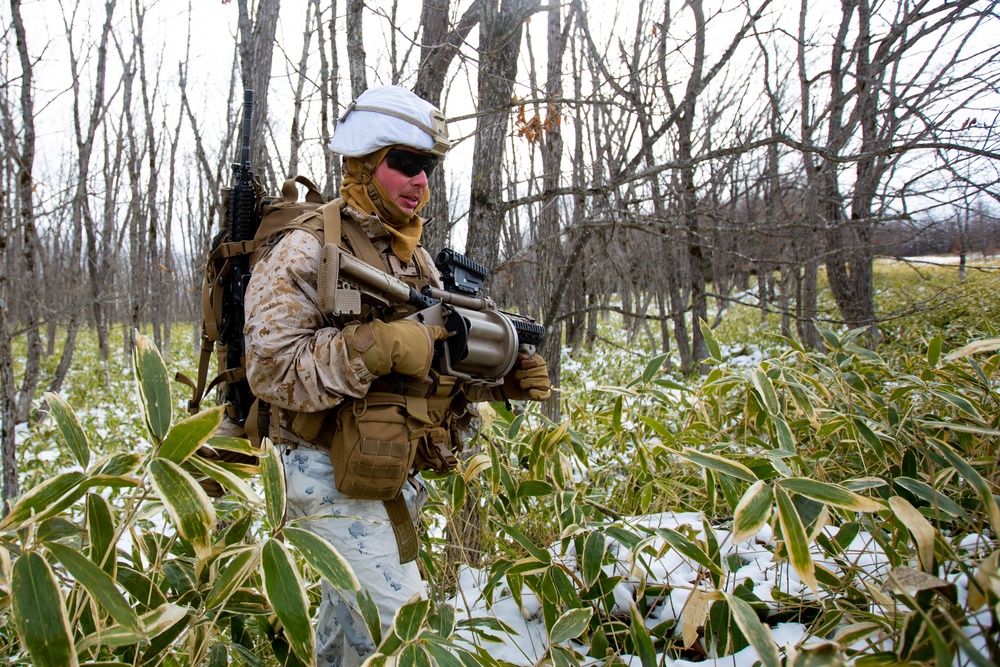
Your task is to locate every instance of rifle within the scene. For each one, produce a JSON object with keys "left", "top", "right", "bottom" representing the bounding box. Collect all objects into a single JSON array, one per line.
[
  {"left": 219, "top": 89, "right": 259, "bottom": 425},
  {"left": 319, "top": 245, "right": 545, "bottom": 385}
]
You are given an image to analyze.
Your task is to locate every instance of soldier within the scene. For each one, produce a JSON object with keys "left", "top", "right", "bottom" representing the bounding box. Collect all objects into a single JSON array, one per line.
[{"left": 243, "top": 85, "right": 552, "bottom": 666}]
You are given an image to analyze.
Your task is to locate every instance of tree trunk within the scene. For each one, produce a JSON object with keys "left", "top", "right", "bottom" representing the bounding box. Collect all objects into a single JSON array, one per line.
[
  {"left": 346, "top": 0, "right": 368, "bottom": 98},
  {"left": 465, "top": 0, "right": 540, "bottom": 270},
  {"left": 236, "top": 0, "right": 281, "bottom": 174}
]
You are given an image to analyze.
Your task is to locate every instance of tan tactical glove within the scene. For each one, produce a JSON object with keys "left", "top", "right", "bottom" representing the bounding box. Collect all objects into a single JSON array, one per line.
[
  {"left": 346, "top": 319, "right": 449, "bottom": 379},
  {"left": 498, "top": 353, "right": 552, "bottom": 401}
]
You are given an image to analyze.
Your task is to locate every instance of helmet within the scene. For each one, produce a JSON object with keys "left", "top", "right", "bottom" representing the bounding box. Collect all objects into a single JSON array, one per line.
[{"left": 330, "top": 86, "right": 450, "bottom": 158}]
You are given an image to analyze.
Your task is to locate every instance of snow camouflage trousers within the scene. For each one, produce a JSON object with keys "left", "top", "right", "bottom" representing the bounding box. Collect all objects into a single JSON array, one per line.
[{"left": 282, "top": 445, "right": 426, "bottom": 666}]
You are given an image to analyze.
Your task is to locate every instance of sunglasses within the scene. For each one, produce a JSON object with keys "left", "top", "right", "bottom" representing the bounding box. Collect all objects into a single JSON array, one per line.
[{"left": 385, "top": 148, "right": 438, "bottom": 178}]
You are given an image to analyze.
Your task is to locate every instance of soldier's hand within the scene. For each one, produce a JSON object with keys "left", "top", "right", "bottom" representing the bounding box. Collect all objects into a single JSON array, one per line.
[
  {"left": 501, "top": 353, "right": 552, "bottom": 401},
  {"left": 348, "top": 319, "right": 449, "bottom": 379}
]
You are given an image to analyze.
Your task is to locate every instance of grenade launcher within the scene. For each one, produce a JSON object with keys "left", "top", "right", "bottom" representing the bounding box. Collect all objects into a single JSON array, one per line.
[{"left": 319, "top": 246, "right": 545, "bottom": 385}]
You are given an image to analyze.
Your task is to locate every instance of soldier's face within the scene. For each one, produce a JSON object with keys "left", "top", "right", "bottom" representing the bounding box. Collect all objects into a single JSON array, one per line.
[{"left": 373, "top": 146, "right": 431, "bottom": 216}]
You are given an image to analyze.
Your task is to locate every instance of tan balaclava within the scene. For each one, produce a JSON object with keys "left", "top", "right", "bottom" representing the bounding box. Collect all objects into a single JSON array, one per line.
[{"left": 340, "top": 146, "right": 429, "bottom": 265}]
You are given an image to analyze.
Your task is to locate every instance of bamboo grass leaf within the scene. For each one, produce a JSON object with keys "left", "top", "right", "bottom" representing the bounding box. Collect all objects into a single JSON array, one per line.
[
  {"left": 699, "top": 319, "right": 722, "bottom": 362},
  {"left": 548, "top": 607, "right": 592, "bottom": 645},
  {"left": 497, "top": 522, "right": 552, "bottom": 564},
  {"left": 186, "top": 454, "right": 263, "bottom": 505},
  {"left": 888, "top": 496, "right": 937, "bottom": 573},
  {"left": 927, "top": 335, "right": 942, "bottom": 367},
  {"left": 580, "top": 530, "right": 605, "bottom": 589},
  {"left": 652, "top": 527, "right": 724, "bottom": 581},
  {"left": 204, "top": 546, "right": 261, "bottom": 610},
  {"left": 11, "top": 551, "right": 79, "bottom": 667},
  {"left": 927, "top": 438, "right": 1000, "bottom": 536},
  {"left": 156, "top": 405, "right": 225, "bottom": 464},
  {"left": 0, "top": 470, "right": 87, "bottom": 530},
  {"left": 775, "top": 485, "right": 818, "bottom": 593},
  {"left": 943, "top": 337, "right": 1000, "bottom": 362},
  {"left": 778, "top": 478, "right": 884, "bottom": 512},
  {"left": 262, "top": 538, "right": 315, "bottom": 667},
  {"left": 893, "top": 476, "right": 969, "bottom": 521},
  {"left": 133, "top": 333, "right": 172, "bottom": 443},
  {"left": 680, "top": 448, "right": 759, "bottom": 483},
  {"left": 148, "top": 458, "right": 216, "bottom": 558},
  {"left": 260, "top": 440, "right": 286, "bottom": 533},
  {"left": 749, "top": 367, "right": 780, "bottom": 415},
  {"left": 86, "top": 492, "right": 116, "bottom": 575},
  {"left": 732, "top": 480, "right": 773, "bottom": 544},
  {"left": 284, "top": 526, "right": 359, "bottom": 592},
  {"left": 46, "top": 541, "right": 144, "bottom": 639},
  {"left": 43, "top": 391, "right": 90, "bottom": 469},
  {"left": 628, "top": 601, "right": 656, "bottom": 667},
  {"left": 724, "top": 592, "right": 781, "bottom": 667}
]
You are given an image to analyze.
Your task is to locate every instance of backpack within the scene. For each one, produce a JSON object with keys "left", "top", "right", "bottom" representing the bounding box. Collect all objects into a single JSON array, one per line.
[{"left": 176, "top": 175, "right": 326, "bottom": 496}]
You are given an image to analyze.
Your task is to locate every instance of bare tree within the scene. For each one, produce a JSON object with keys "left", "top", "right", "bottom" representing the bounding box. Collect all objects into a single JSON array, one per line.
[
  {"left": 236, "top": 0, "right": 281, "bottom": 173},
  {"left": 346, "top": 0, "right": 367, "bottom": 98}
]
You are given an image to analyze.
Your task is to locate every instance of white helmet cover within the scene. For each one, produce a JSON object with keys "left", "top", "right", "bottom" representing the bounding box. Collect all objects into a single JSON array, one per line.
[{"left": 330, "top": 85, "right": 450, "bottom": 158}]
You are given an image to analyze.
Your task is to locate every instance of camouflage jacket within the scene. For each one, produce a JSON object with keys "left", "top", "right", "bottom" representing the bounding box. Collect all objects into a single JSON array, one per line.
[{"left": 243, "top": 204, "right": 489, "bottom": 448}]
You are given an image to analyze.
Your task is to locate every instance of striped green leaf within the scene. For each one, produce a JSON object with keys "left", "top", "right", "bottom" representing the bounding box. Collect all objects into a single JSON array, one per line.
[
  {"left": 653, "top": 527, "right": 724, "bottom": 581},
  {"left": 186, "top": 454, "right": 263, "bottom": 506},
  {"left": 11, "top": 551, "right": 78, "bottom": 667},
  {"left": 497, "top": 522, "right": 552, "bottom": 564},
  {"left": 773, "top": 415, "right": 795, "bottom": 452},
  {"left": 724, "top": 592, "right": 780, "bottom": 667},
  {"left": 548, "top": 607, "right": 592, "bottom": 645},
  {"left": 699, "top": 319, "right": 722, "bottom": 361},
  {"left": 893, "top": 477, "right": 969, "bottom": 520},
  {"left": 133, "top": 334, "right": 172, "bottom": 443},
  {"left": 86, "top": 493, "right": 116, "bottom": 575},
  {"left": 927, "top": 335, "right": 942, "bottom": 367},
  {"left": 262, "top": 539, "right": 315, "bottom": 667},
  {"left": 77, "top": 603, "right": 190, "bottom": 650},
  {"left": 0, "top": 471, "right": 87, "bottom": 530},
  {"left": 204, "top": 546, "right": 261, "bottom": 610},
  {"left": 284, "top": 526, "right": 359, "bottom": 592},
  {"left": 44, "top": 391, "right": 90, "bottom": 469},
  {"left": 628, "top": 601, "right": 656, "bottom": 667},
  {"left": 46, "top": 542, "right": 143, "bottom": 639},
  {"left": 393, "top": 599, "right": 430, "bottom": 643},
  {"left": 778, "top": 478, "right": 883, "bottom": 512},
  {"left": 580, "top": 530, "right": 605, "bottom": 589},
  {"left": 749, "top": 367, "right": 780, "bottom": 415},
  {"left": 775, "top": 485, "right": 818, "bottom": 593},
  {"left": 928, "top": 438, "right": 1000, "bottom": 537},
  {"left": 357, "top": 589, "right": 381, "bottom": 647},
  {"left": 157, "top": 406, "right": 225, "bottom": 464},
  {"left": 732, "top": 480, "right": 773, "bottom": 544},
  {"left": 260, "top": 441, "right": 286, "bottom": 532},
  {"left": 148, "top": 458, "right": 216, "bottom": 558},
  {"left": 680, "top": 448, "right": 758, "bottom": 483}
]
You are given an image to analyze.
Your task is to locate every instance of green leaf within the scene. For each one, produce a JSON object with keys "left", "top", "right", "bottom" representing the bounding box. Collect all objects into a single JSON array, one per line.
[
  {"left": 394, "top": 599, "right": 430, "bottom": 643},
  {"left": 893, "top": 477, "right": 969, "bottom": 520},
  {"left": 517, "top": 480, "right": 555, "bottom": 497},
  {"left": 44, "top": 391, "right": 90, "bottom": 469},
  {"left": 423, "top": 638, "right": 468, "bottom": 667},
  {"left": 927, "top": 336, "right": 942, "bottom": 367},
  {"left": 580, "top": 531, "right": 605, "bottom": 589},
  {"left": 77, "top": 603, "right": 190, "bottom": 650},
  {"left": 86, "top": 493, "right": 116, "bottom": 575},
  {"left": 0, "top": 471, "right": 87, "bottom": 530},
  {"left": 260, "top": 440, "right": 286, "bottom": 532},
  {"left": 628, "top": 602, "right": 656, "bottom": 667},
  {"left": 680, "top": 448, "right": 759, "bottom": 483},
  {"left": 147, "top": 458, "right": 216, "bottom": 558},
  {"left": 204, "top": 546, "right": 262, "bottom": 610},
  {"left": 133, "top": 333, "right": 172, "bottom": 443},
  {"left": 653, "top": 527, "right": 724, "bottom": 581},
  {"left": 92, "top": 452, "right": 144, "bottom": 477},
  {"left": 927, "top": 438, "right": 1000, "bottom": 536},
  {"left": 284, "top": 526, "right": 359, "bottom": 592},
  {"left": 156, "top": 406, "right": 225, "bottom": 464},
  {"left": 778, "top": 478, "right": 883, "bottom": 512},
  {"left": 731, "top": 480, "right": 773, "bottom": 544},
  {"left": 46, "top": 541, "right": 144, "bottom": 639},
  {"left": 399, "top": 644, "right": 433, "bottom": 667},
  {"left": 930, "top": 389, "right": 982, "bottom": 418},
  {"left": 11, "top": 551, "right": 79, "bottom": 667},
  {"left": 262, "top": 539, "right": 315, "bottom": 667},
  {"left": 497, "top": 521, "right": 552, "bottom": 564},
  {"left": 641, "top": 353, "right": 668, "bottom": 383},
  {"left": 186, "top": 454, "right": 263, "bottom": 505},
  {"left": 775, "top": 485, "right": 817, "bottom": 593},
  {"left": 548, "top": 607, "right": 592, "bottom": 645},
  {"left": 749, "top": 367, "right": 780, "bottom": 415},
  {"left": 357, "top": 588, "right": 382, "bottom": 648},
  {"left": 724, "top": 592, "right": 781, "bottom": 667},
  {"left": 700, "top": 319, "right": 722, "bottom": 361},
  {"left": 773, "top": 415, "right": 795, "bottom": 452}
]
